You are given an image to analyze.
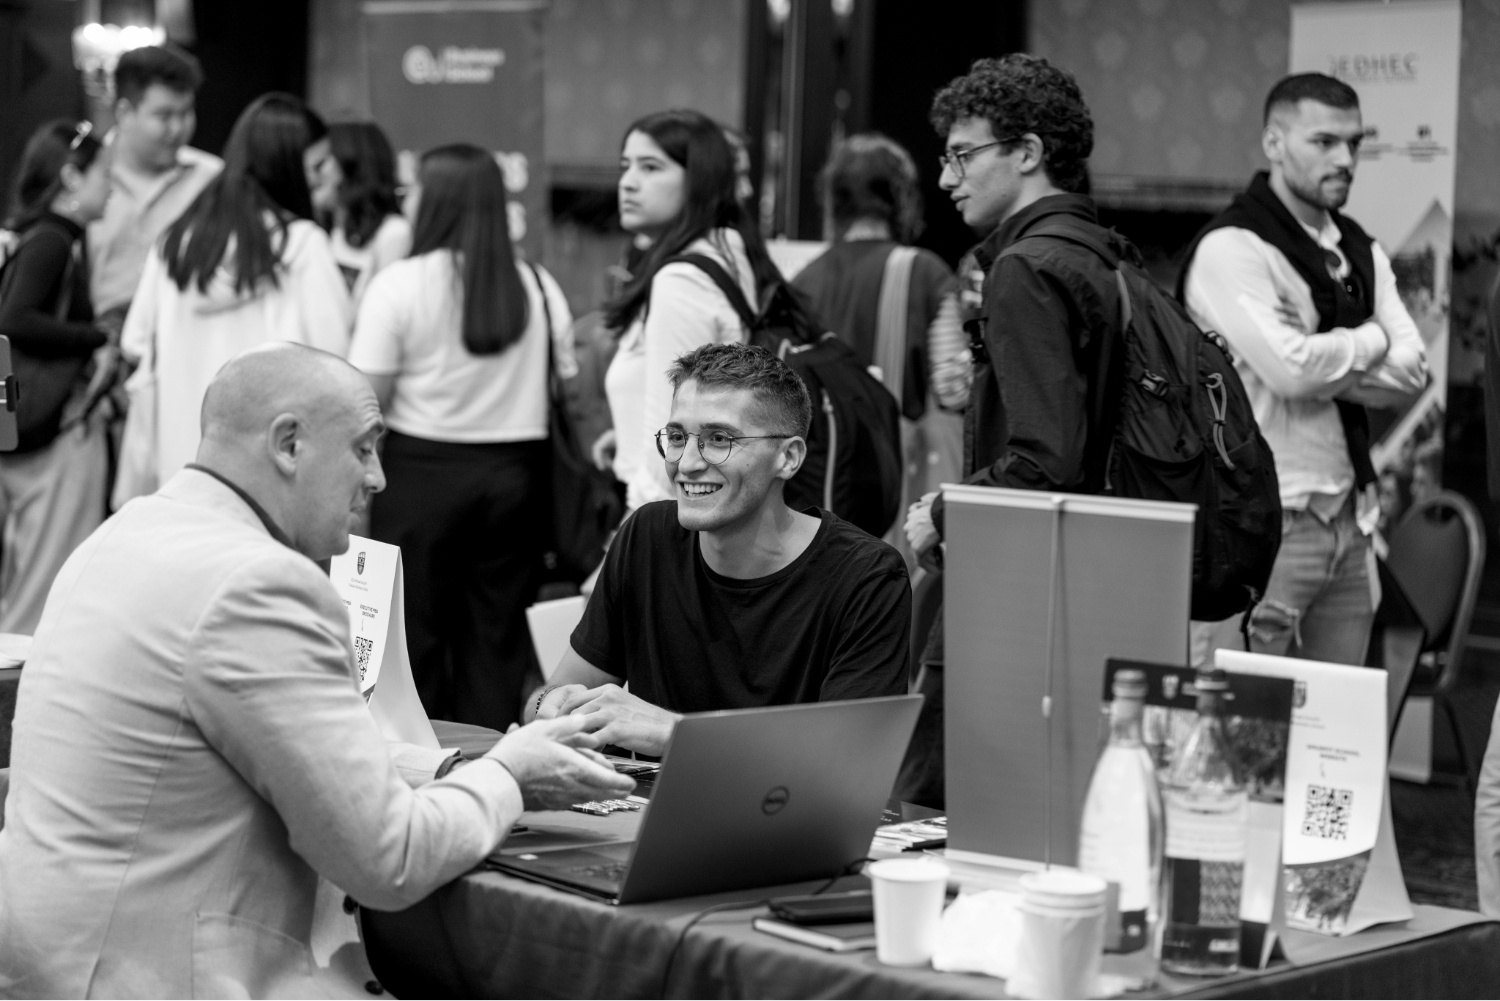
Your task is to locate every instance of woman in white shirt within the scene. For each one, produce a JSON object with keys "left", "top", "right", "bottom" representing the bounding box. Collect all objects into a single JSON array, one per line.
[
  {"left": 306, "top": 121, "right": 412, "bottom": 306},
  {"left": 349, "top": 143, "right": 573, "bottom": 730},
  {"left": 120, "top": 93, "right": 350, "bottom": 494},
  {"left": 600, "top": 110, "right": 787, "bottom": 510}
]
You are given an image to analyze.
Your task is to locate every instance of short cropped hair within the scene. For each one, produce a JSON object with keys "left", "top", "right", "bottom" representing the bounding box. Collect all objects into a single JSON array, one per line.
[
  {"left": 114, "top": 44, "right": 204, "bottom": 105},
  {"left": 929, "top": 54, "right": 1093, "bottom": 194},
  {"left": 1263, "top": 73, "right": 1358, "bottom": 124},
  {"left": 820, "top": 133, "right": 924, "bottom": 243},
  {"left": 668, "top": 343, "right": 813, "bottom": 438}
]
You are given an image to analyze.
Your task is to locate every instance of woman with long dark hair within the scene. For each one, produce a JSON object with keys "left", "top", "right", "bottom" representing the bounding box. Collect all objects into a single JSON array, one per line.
[
  {"left": 601, "top": 109, "right": 785, "bottom": 510},
  {"left": 0, "top": 120, "right": 112, "bottom": 632},
  {"left": 118, "top": 92, "right": 350, "bottom": 496},
  {"left": 349, "top": 143, "right": 573, "bottom": 729},
  {"left": 307, "top": 120, "right": 411, "bottom": 305}
]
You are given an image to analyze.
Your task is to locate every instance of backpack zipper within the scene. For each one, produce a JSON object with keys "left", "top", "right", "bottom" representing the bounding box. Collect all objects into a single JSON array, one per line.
[{"left": 821, "top": 390, "right": 837, "bottom": 510}]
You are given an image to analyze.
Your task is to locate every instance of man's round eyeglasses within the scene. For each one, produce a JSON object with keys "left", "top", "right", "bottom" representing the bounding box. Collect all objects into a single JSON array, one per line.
[
  {"left": 655, "top": 428, "right": 790, "bottom": 465},
  {"left": 938, "top": 136, "right": 1022, "bottom": 180}
]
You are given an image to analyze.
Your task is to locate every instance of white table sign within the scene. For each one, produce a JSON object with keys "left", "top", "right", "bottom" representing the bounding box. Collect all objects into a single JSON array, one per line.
[
  {"left": 330, "top": 536, "right": 439, "bottom": 750},
  {"left": 1218, "top": 649, "right": 1412, "bottom": 936}
]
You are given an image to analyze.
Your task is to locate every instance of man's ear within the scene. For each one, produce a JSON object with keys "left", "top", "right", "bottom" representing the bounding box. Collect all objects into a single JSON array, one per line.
[
  {"left": 267, "top": 413, "right": 301, "bottom": 476},
  {"left": 1262, "top": 123, "right": 1285, "bottom": 164},
  {"left": 776, "top": 435, "right": 807, "bottom": 481},
  {"left": 1016, "top": 133, "right": 1047, "bottom": 177},
  {"left": 57, "top": 162, "right": 83, "bottom": 193}
]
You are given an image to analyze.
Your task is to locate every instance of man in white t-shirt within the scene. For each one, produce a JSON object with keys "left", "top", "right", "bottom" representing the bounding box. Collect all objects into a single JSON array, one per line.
[{"left": 1179, "top": 73, "right": 1427, "bottom": 665}]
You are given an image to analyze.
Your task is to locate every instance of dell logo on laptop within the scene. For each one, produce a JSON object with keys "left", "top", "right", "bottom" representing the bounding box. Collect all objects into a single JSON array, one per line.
[{"left": 761, "top": 786, "right": 790, "bottom": 815}]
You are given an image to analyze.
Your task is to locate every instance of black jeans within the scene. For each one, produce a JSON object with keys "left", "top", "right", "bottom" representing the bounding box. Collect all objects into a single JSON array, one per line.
[{"left": 371, "top": 432, "right": 547, "bottom": 729}]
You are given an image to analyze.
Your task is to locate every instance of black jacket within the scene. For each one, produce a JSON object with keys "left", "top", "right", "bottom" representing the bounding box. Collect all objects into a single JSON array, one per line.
[{"left": 935, "top": 193, "right": 1130, "bottom": 533}]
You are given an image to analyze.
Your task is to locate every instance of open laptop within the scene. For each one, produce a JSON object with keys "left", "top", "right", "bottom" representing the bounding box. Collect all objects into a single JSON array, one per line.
[{"left": 492, "top": 695, "right": 922, "bottom": 904}]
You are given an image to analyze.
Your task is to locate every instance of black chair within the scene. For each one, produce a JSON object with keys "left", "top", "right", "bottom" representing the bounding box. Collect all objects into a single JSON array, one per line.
[{"left": 1385, "top": 490, "right": 1486, "bottom": 792}]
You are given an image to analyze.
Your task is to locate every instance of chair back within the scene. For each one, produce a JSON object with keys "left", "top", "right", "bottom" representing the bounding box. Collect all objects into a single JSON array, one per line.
[{"left": 1387, "top": 491, "right": 1486, "bottom": 696}]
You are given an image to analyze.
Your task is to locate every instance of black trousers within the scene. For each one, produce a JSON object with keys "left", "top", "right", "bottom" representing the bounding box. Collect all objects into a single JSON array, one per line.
[{"left": 371, "top": 431, "right": 547, "bottom": 729}]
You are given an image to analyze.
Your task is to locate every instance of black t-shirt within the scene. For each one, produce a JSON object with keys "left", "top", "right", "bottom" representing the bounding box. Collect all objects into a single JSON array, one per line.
[{"left": 571, "top": 501, "right": 910, "bottom": 712}]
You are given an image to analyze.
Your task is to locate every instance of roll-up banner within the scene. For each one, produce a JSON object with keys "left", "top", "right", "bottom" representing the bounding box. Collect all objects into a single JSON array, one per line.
[
  {"left": 363, "top": 0, "right": 546, "bottom": 259},
  {"left": 1289, "top": 0, "right": 1462, "bottom": 530}
]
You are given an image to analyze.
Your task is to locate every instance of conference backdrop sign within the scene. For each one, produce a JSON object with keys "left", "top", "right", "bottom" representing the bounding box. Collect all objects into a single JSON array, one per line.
[
  {"left": 1290, "top": 0, "right": 1462, "bottom": 530},
  {"left": 363, "top": 0, "right": 546, "bottom": 259}
]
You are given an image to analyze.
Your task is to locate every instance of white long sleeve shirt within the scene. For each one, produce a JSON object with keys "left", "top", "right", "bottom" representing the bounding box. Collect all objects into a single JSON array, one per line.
[
  {"left": 1183, "top": 219, "right": 1427, "bottom": 511},
  {"left": 604, "top": 229, "right": 755, "bottom": 510}
]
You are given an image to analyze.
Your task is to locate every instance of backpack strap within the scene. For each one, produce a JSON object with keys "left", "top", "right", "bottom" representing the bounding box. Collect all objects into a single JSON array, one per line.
[
  {"left": 874, "top": 246, "right": 917, "bottom": 404},
  {"left": 667, "top": 253, "right": 759, "bottom": 331}
]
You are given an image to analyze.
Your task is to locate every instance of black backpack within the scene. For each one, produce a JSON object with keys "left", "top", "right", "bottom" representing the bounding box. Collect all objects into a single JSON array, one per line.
[
  {"left": 1000, "top": 221, "right": 1282, "bottom": 621},
  {"left": 671, "top": 254, "right": 903, "bottom": 536}
]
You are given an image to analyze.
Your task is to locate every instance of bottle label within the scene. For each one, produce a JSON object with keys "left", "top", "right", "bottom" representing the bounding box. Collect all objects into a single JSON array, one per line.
[{"left": 1164, "top": 790, "right": 1247, "bottom": 862}]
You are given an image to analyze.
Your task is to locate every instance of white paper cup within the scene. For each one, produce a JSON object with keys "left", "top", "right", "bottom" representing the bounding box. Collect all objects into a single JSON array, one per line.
[
  {"left": 869, "top": 857, "right": 950, "bottom": 966},
  {"left": 1008, "top": 870, "right": 1108, "bottom": 1000}
]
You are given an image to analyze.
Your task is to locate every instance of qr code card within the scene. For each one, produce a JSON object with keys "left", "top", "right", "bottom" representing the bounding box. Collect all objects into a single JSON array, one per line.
[
  {"left": 354, "top": 635, "right": 374, "bottom": 683},
  {"left": 1300, "top": 783, "right": 1352, "bottom": 840}
]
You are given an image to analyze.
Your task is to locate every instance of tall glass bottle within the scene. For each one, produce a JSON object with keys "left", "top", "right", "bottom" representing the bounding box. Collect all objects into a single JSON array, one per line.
[
  {"left": 1078, "top": 669, "right": 1163, "bottom": 986},
  {"left": 1159, "top": 667, "right": 1247, "bottom": 976}
]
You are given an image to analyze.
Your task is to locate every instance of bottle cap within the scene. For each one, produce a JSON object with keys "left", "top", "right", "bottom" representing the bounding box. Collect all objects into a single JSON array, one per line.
[{"left": 1111, "top": 668, "right": 1147, "bottom": 700}]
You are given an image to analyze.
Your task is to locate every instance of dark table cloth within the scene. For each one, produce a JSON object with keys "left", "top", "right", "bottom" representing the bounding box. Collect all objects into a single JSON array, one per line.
[{"left": 386, "top": 724, "right": 1500, "bottom": 999}]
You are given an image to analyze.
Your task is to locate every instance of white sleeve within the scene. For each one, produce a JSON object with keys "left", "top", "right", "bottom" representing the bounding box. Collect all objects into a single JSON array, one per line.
[
  {"left": 290, "top": 224, "right": 353, "bottom": 355},
  {"left": 120, "top": 247, "right": 162, "bottom": 367},
  {"left": 1184, "top": 228, "right": 1389, "bottom": 400},
  {"left": 1340, "top": 243, "right": 1429, "bottom": 409},
  {"left": 630, "top": 264, "right": 745, "bottom": 506},
  {"left": 347, "top": 265, "right": 406, "bottom": 375}
]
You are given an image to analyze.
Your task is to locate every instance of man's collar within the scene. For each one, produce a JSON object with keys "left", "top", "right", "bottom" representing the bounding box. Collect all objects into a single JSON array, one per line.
[
  {"left": 971, "top": 192, "right": 1099, "bottom": 270},
  {"left": 184, "top": 463, "right": 295, "bottom": 549}
]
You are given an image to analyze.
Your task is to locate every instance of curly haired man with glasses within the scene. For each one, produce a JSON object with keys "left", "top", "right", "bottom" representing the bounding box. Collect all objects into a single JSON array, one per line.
[{"left": 524, "top": 343, "right": 910, "bottom": 755}]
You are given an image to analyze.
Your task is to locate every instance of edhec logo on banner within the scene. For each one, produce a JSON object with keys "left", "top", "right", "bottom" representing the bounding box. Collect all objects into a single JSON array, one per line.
[
  {"left": 1325, "top": 52, "right": 1418, "bottom": 83},
  {"left": 403, "top": 45, "right": 505, "bottom": 84}
]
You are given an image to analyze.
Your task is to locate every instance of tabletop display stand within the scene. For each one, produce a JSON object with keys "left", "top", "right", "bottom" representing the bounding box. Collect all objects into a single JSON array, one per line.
[{"left": 941, "top": 484, "right": 1195, "bottom": 870}]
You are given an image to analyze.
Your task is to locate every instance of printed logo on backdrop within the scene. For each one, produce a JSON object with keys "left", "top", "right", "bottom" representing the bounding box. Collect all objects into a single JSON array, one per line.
[
  {"left": 402, "top": 44, "right": 505, "bottom": 85},
  {"left": 1324, "top": 52, "right": 1418, "bottom": 83}
]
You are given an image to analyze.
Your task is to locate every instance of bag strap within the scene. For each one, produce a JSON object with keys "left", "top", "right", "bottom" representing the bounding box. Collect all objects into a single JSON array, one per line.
[
  {"left": 874, "top": 245, "right": 917, "bottom": 404},
  {"left": 668, "top": 253, "right": 759, "bottom": 331},
  {"left": 525, "top": 260, "right": 560, "bottom": 397}
]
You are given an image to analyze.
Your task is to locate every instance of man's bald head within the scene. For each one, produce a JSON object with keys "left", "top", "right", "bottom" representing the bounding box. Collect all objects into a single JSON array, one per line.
[
  {"left": 196, "top": 343, "right": 386, "bottom": 561},
  {"left": 201, "top": 343, "right": 371, "bottom": 445}
]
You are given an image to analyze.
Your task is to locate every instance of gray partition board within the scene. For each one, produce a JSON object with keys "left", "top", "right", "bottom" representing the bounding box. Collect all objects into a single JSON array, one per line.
[{"left": 942, "top": 484, "right": 1193, "bottom": 868}]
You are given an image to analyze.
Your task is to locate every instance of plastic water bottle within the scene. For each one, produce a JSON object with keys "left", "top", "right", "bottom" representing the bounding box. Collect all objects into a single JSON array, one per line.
[
  {"left": 1160, "top": 667, "right": 1247, "bottom": 976},
  {"left": 1078, "top": 668, "right": 1162, "bottom": 986}
]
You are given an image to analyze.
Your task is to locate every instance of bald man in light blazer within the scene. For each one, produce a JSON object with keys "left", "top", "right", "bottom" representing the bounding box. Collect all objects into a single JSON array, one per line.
[{"left": 0, "top": 345, "right": 633, "bottom": 998}]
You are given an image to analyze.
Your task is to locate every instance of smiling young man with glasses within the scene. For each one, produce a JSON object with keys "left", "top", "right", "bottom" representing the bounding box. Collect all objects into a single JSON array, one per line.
[
  {"left": 524, "top": 343, "right": 910, "bottom": 755},
  {"left": 1178, "top": 74, "right": 1426, "bottom": 666}
]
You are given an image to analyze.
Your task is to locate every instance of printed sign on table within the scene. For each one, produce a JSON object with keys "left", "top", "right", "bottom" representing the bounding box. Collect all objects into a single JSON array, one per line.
[
  {"left": 1218, "top": 649, "right": 1412, "bottom": 936},
  {"left": 329, "top": 536, "right": 438, "bottom": 750}
]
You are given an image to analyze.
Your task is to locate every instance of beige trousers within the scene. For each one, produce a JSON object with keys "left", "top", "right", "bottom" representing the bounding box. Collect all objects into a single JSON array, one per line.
[{"left": 0, "top": 420, "right": 108, "bottom": 634}]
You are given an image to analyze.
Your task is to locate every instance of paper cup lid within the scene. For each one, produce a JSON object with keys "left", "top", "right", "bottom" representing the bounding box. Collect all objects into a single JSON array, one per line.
[
  {"left": 1019, "top": 870, "right": 1108, "bottom": 911},
  {"left": 868, "top": 857, "right": 951, "bottom": 883}
]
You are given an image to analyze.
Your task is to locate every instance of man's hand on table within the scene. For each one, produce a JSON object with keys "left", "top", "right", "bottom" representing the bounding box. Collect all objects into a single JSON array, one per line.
[
  {"left": 558, "top": 684, "right": 681, "bottom": 758},
  {"left": 486, "top": 715, "right": 635, "bottom": 811}
]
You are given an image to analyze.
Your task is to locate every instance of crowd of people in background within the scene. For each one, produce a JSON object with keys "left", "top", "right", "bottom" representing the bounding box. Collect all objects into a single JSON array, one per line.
[{"left": 0, "top": 43, "right": 1430, "bottom": 743}]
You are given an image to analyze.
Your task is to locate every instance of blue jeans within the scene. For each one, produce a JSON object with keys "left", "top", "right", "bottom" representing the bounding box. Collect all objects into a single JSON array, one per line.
[{"left": 1247, "top": 504, "right": 1376, "bottom": 665}]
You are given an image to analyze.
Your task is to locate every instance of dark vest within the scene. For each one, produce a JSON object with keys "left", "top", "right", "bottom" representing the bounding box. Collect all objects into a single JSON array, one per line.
[{"left": 1180, "top": 171, "right": 1378, "bottom": 488}]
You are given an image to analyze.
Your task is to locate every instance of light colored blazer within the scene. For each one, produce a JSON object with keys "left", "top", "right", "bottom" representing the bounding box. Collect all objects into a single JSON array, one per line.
[{"left": 0, "top": 469, "right": 522, "bottom": 998}]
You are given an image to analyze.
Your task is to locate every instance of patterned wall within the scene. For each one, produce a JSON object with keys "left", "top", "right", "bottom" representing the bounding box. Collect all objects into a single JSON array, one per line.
[
  {"left": 1030, "top": 0, "right": 1287, "bottom": 190},
  {"left": 544, "top": 0, "right": 746, "bottom": 176}
]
